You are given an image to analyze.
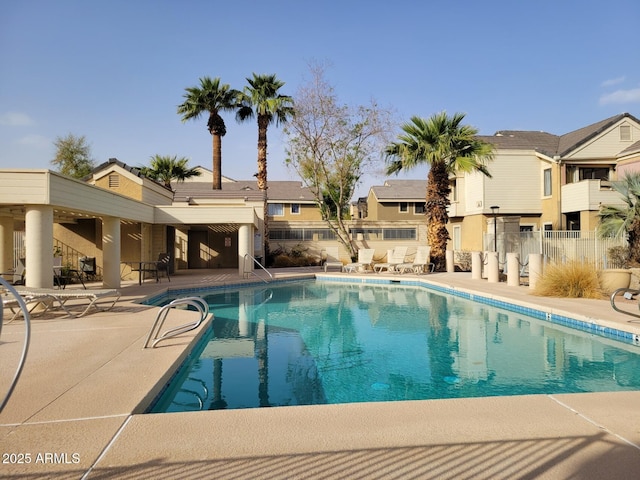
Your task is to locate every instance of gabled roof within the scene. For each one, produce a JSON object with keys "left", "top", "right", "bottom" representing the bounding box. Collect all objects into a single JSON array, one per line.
[
  {"left": 171, "top": 180, "right": 316, "bottom": 203},
  {"left": 478, "top": 113, "right": 640, "bottom": 158},
  {"left": 370, "top": 180, "right": 426, "bottom": 201},
  {"left": 90, "top": 158, "right": 144, "bottom": 179}
]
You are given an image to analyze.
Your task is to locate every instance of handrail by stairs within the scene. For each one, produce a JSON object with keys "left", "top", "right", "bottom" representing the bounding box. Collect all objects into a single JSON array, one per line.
[
  {"left": 610, "top": 287, "right": 640, "bottom": 320},
  {"left": 243, "top": 253, "right": 273, "bottom": 284},
  {"left": 0, "top": 277, "right": 31, "bottom": 413},
  {"left": 143, "top": 296, "right": 211, "bottom": 349}
]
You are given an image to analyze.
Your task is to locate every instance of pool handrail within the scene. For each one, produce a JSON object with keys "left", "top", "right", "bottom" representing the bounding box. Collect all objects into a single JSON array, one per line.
[
  {"left": 243, "top": 253, "right": 273, "bottom": 283},
  {"left": 610, "top": 287, "right": 640, "bottom": 319},
  {"left": 0, "top": 277, "right": 31, "bottom": 413},
  {"left": 143, "top": 296, "right": 211, "bottom": 349}
]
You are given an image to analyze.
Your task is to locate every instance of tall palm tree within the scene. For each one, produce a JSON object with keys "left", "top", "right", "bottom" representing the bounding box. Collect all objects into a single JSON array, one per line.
[
  {"left": 177, "top": 77, "right": 239, "bottom": 189},
  {"left": 598, "top": 171, "right": 640, "bottom": 264},
  {"left": 236, "top": 74, "right": 294, "bottom": 259},
  {"left": 140, "top": 155, "right": 201, "bottom": 189},
  {"left": 385, "top": 112, "right": 494, "bottom": 271}
]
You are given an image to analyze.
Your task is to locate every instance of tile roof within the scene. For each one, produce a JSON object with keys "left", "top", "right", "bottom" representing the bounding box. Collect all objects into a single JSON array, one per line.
[
  {"left": 171, "top": 180, "right": 316, "bottom": 202},
  {"left": 479, "top": 113, "right": 640, "bottom": 158},
  {"left": 371, "top": 180, "right": 426, "bottom": 201}
]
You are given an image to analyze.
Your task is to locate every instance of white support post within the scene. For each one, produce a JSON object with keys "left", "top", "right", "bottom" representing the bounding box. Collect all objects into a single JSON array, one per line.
[
  {"left": 102, "top": 216, "right": 121, "bottom": 289},
  {"left": 487, "top": 251, "right": 499, "bottom": 283},
  {"left": 238, "top": 224, "right": 251, "bottom": 277},
  {"left": 446, "top": 250, "right": 455, "bottom": 273},
  {"left": 0, "top": 214, "right": 13, "bottom": 276},
  {"left": 471, "top": 251, "right": 482, "bottom": 280},
  {"left": 25, "top": 206, "right": 54, "bottom": 288},
  {"left": 507, "top": 253, "right": 520, "bottom": 287},
  {"left": 529, "top": 253, "right": 543, "bottom": 290}
]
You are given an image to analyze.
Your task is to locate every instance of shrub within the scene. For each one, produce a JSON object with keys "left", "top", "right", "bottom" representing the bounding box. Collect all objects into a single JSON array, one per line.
[
  {"left": 607, "top": 245, "right": 630, "bottom": 268},
  {"left": 269, "top": 244, "right": 319, "bottom": 268},
  {"left": 455, "top": 250, "right": 472, "bottom": 271},
  {"left": 533, "top": 261, "right": 603, "bottom": 299}
]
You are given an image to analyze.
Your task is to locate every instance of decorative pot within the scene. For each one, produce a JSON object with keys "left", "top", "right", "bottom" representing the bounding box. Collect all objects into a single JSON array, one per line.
[{"left": 599, "top": 269, "right": 632, "bottom": 293}]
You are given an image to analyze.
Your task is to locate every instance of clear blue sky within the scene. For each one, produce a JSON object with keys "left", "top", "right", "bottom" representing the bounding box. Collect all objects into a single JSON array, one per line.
[{"left": 2, "top": 0, "right": 639, "bottom": 198}]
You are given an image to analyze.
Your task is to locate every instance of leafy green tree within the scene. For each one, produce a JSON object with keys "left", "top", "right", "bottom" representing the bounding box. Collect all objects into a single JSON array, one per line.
[
  {"left": 237, "top": 73, "right": 294, "bottom": 260},
  {"left": 598, "top": 171, "right": 640, "bottom": 264},
  {"left": 284, "top": 63, "right": 393, "bottom": 261},
  {"left": 177, "top": 77, "right": 239, "bottom": 189},
  {"left": 385, "top": 112, "right": 494, "bottom": 271},
  {"left": 139, "top": 155, "right": 201, "bottom": 188},
  {"left": 51, "top": 133, "right": 95, "bottom": 178}
]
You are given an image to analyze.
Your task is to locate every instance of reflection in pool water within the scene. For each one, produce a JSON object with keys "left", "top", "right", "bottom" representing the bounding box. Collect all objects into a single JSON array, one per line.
[{"left": 148, "top": 280, "right": 640, "bottom": 412}]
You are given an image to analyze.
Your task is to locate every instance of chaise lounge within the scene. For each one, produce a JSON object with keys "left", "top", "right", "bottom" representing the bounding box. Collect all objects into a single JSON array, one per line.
[{"left": 12, "top": 287, "right": 121, "bottom": 318}]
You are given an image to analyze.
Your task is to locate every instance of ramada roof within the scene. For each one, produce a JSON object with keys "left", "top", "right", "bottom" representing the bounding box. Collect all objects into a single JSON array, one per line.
[
  {"left": 478, "top": 113, "right": 640, "bottom": 158},
  {"left": 171, "top": 180, "right": 316, "bottom": 203}
]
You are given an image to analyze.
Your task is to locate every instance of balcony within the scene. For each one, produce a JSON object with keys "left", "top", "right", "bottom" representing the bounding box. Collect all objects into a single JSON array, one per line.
[{"left": 561, "top": 180, "right": 623, "bottom": 213}]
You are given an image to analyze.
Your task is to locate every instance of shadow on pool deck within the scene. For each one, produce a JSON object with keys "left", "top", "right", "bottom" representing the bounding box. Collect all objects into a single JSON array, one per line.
[{"left": 2, "top": 268, "right": 640, "bottom": 479}]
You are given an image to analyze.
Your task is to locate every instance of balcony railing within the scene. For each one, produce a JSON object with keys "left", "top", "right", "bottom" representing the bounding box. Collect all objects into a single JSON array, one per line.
[{"left": 561, "top": 179, "right": 622, "bottom": 213}]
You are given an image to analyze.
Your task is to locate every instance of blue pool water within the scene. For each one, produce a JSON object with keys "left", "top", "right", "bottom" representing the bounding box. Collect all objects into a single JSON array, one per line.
[{"left": 147, "top": 280, "right": 640, "bottom": 413}]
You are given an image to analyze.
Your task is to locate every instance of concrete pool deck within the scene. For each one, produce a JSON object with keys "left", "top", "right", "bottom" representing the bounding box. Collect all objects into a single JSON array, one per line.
[{"left": 1, "top": 268, "right": 640, "bottom": 479}]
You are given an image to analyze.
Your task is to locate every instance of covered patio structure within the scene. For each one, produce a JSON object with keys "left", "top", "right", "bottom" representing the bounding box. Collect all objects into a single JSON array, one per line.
[{"left": 0, "top": 170, "right": 262, "bottom": 289}]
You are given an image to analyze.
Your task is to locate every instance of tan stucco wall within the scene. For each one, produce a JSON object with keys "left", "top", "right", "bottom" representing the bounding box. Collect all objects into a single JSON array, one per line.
[
  {"left": 94, "top": 174, "right": 143, "bottom": 201},
  {"left": 369, "top": 202, "right": 426, "bottom": 221},
  {"left": 269, "top": 203, "right": 322, "bottom": 221},
  {"left": 447, "top": 215, "right": 487, "bottom": 252}
]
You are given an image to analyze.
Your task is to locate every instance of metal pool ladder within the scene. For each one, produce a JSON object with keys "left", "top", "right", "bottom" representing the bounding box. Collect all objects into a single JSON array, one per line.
[{"left": 143, "top": 296, "right": 211, "bottom": 349}]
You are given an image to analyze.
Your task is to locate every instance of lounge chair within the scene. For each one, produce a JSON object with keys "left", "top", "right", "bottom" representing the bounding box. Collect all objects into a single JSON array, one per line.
[
  {"left": 322, "top": 246, "right": 343, "bottom": 272},
  {"left": 373, "top": 246, "right": 408, "bottom": 273},
  {"left": 2, "top": 290, "right": 56, "bottom": 322},
  {"left": 397, "top": 246, "right": 434, "bottom": 274},
  {"left": 13, "top": 287, "right": 121, "bottom": 318},
  {"left": 343, "top": 248, "right": 375, "bottom": 273}
]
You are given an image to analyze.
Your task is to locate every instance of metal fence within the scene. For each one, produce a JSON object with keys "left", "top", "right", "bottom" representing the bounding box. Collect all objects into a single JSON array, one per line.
[{"left": 483, "top": 230, "right": 627, "bottom": 270}]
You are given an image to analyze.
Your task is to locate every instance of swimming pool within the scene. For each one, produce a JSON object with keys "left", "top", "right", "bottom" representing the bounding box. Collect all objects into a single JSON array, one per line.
[{"left": 147, "top": 279, "right": 640, "bottom": 413}]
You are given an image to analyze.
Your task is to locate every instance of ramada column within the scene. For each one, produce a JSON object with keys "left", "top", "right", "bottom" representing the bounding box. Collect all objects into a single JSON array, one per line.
[
  {"left": 102, "top": 216, "right": 121, "bottom": 289},
  {"left": 0, "top": 214, "right": 13, "bottom": 277},
  {"left": 238, "top": 224, "right": 252, "bottom": 277},
  {"left": 25, "top": 205, "right": 54, "bottom": 288}
]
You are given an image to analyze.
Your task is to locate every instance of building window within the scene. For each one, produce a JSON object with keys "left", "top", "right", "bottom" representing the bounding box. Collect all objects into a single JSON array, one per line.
[
  {"left": 399, "top": 202, "right": 408, "bottom": 213},
  {"left": 453, "top": 226, "right": 461, "bottom": 251},
  {"left": 543, "top": 169, "right": 552, "bottom": 196},
  {"left": 579, "top": 167, "right": 609, "bottom": 181},
  {"left": 450, "top": 179, "right": 458, "bottom": 202},
  {"left": 414, "top": 203, "right": 426, "bottom": 214},
  {"left": 268, "top": 203, "right": 284, "bottom": 216},
  {"left": 108, "top": 174, "right": 119, "bottom": 188},
  {"left": 290, "top": 203, "right": 300, "bottom": 214},
  {"left": 620, "top": 125, "right": 632, "bottom": 141}
]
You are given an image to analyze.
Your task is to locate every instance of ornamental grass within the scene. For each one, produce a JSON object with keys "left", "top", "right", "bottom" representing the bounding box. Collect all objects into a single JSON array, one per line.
[{"left": 533, "top": 261, "right": 603, "bottom": 299}]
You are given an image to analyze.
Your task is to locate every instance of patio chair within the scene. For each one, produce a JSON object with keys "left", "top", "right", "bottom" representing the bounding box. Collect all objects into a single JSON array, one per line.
[
  {"left": 156, "top": 253, "right": 171, "bottom": 282},
  {"left": 397, "top": 246, "right": 434, "bottom": 274},
  {"left": 343, "top": 248, "right": 375, "bottom": 273},
  {"left": 322, "top": 246, "right": 343, "bottom": 272},
  {"left": 13, "top": 287, "right": 121, "bottom": 318},
  {"left": 373, "top": 246, "right": 408, "bottom": 273}
]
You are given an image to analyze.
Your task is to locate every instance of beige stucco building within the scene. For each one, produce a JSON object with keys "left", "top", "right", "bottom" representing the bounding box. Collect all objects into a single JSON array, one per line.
[{"left": 448, "top": 113, "right": 640, "bottom": 251}]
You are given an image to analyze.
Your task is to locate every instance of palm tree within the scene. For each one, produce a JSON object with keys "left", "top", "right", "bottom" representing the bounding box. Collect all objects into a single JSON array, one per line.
[
  {"left": 236, "top": 74, "right": 294, "bottom": 259},
  {"left": 140, "top": 155, "right": 201, "bottom": 189},
  {"left": 177, "top": 77, "right": 239, "bottom": 189},
  {"left": 385, "top": 112, "right": 494, "bottom": 271},
  {"left": 598, "top": 171, "right": 640, "bottom": 264}
]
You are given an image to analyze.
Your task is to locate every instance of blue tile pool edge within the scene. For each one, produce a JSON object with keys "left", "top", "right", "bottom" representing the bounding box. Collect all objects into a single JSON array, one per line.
[{"left": 316, "top": 274, "right": 640, "bottom": 347}]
